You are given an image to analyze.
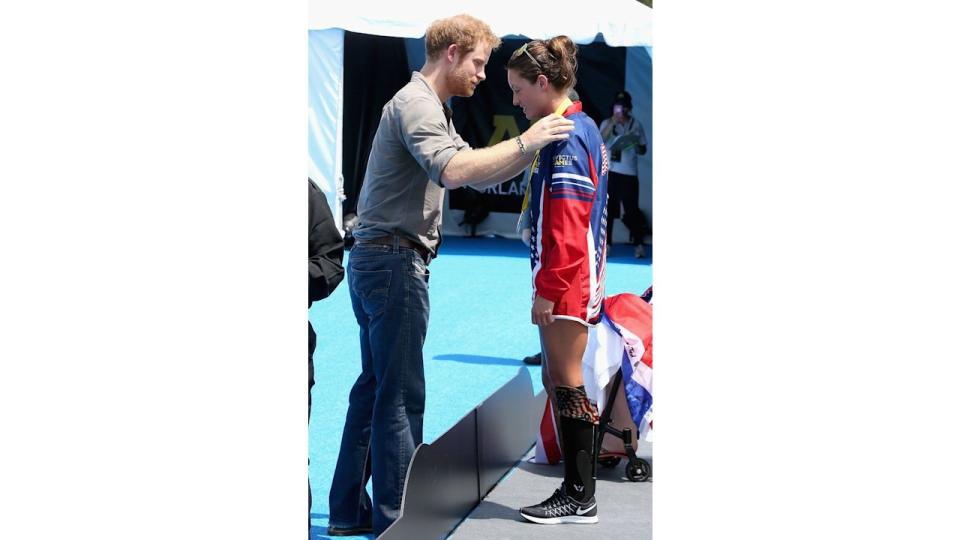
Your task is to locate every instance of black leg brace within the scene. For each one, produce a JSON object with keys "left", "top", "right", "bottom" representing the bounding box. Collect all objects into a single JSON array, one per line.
[{"left": 555, "top": 385, "right": 599, "bottom": 501}]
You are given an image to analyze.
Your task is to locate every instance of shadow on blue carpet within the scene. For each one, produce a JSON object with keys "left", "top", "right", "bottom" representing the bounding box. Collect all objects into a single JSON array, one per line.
[{"left": 433, "top": 354, "right": 525, "bottom": 366}]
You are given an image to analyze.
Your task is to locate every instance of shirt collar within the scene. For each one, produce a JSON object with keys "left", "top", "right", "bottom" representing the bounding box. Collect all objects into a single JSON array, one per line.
[
  {"left": 557, "top": 98, "right": 582, "bottom": 117},
  {"left": 411, "top": 71, "right": 452, "bottom": 121}
]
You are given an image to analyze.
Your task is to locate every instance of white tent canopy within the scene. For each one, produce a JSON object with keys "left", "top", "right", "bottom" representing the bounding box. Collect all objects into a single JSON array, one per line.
[
  {"left": 307, "top": 1, "right": 652, "bottom": 234},
  {"left": 308, "top": 0, "right": 652, "bottom": 47}
]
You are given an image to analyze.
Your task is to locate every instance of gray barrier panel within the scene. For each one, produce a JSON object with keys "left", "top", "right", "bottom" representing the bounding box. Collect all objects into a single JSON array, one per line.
[
  {"left": 379, "top": 409, "right": 479, "bottom": 540},
  {"left": 378, "top": 369, "right": 547, "bottom": 540},
  {"left": 476, "top": 368, "right": 545, "bottom": 498}
]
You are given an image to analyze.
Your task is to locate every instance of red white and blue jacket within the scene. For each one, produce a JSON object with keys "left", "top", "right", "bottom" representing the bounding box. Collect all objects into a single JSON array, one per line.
[{"left": 528, "top": 101, "right": 609, "bottom": 324}]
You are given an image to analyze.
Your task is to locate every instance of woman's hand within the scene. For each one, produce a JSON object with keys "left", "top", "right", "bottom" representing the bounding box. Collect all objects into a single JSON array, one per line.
[{"left": 532, "top": 295, "right": 556, "bottom": 326}]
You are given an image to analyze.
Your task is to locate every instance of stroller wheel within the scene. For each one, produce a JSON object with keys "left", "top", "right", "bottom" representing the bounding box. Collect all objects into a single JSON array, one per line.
[
  {"left": 599, "top": 456, "right": 622, "bottom": 469},
  {"left": 626, "top": 459, "right": 651, "bottom": 482}
]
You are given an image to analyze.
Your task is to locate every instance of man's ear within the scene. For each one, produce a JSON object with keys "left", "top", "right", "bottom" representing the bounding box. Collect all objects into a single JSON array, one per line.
[{"left": 446, "top": 43, "right": 459, "bottom": 65}]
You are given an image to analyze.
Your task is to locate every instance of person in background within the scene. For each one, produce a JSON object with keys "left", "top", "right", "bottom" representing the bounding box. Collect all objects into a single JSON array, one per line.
[
  {"left": 599, "top": 90, "right": 649, "bottom": 258},
  {"left": 327, "top": 14, "right": 574, "bottom": 537},
  {"left": 507, "top": 35, "right": 608, "bottom": 525},
  {"left": 307, "top": 178, "right": 344, "bottom": 531}
]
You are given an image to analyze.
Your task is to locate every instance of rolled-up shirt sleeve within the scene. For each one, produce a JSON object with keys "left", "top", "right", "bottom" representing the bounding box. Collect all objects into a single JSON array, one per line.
[{"left": 398, "top": 96, "right": 469, "bottom": 186}]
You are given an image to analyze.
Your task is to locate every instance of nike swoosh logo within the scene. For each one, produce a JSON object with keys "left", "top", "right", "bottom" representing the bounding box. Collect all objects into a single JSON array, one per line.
[{"left": 576, "top": 503, "right": 596, "bottom": 515}]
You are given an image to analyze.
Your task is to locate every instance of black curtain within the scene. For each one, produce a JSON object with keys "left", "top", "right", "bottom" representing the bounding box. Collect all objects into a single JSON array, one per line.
[
  {"left": 449, "top": 39, "right": 626, "bottom": 214},
  {"left": 341, "top": 31, "right": 412, "bottom": 216},
  {"left": 340, "top": 33, "right": 626, "bottom": 217}
]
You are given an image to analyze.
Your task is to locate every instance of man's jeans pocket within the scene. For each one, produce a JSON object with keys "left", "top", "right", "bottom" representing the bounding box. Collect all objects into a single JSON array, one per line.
[
  {"left": 411, "top": 255, "right": 429, "bottom": 284},
  {"left": 349, "top": 268, "right": 392, "bottom": 317}
]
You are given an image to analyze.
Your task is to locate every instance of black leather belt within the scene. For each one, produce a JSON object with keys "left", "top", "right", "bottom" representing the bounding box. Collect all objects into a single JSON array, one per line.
[{"left": 357, "top": 236, "right": 432, "bottom": 265}]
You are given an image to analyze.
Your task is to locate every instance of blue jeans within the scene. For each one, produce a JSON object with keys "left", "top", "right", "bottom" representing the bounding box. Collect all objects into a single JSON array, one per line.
[{"left": 329, "top": 240, "right": 430, "bottom": 535}]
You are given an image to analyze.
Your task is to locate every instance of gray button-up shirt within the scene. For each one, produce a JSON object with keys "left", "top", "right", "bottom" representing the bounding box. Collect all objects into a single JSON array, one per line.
[{"left": 352, "top": 72, "right": 470, "bottom": 255}]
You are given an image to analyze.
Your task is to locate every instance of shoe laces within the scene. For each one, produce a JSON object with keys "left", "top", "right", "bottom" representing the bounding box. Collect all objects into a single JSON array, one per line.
[{"left": 540, "top": 486, "right": 579, "bottom": 516}]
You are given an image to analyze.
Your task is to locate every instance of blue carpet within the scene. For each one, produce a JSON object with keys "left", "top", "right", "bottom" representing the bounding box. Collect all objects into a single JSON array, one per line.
[{"left": 309, "top": 236, "right": 651, "bottom": 538}]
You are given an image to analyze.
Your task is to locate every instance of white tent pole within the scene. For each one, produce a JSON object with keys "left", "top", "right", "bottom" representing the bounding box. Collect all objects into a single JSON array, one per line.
[{"left": 307, "top": 29, "right": 346, "bottom": 232}]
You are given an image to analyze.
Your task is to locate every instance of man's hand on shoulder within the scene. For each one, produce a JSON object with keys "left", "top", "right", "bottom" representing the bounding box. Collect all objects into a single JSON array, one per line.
[{"left": 520, "top": 114, "right": 575, "bottom": 153}]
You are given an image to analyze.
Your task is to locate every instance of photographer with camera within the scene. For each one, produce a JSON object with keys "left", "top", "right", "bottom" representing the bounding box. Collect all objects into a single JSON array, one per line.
[{"left": 599, "top": 90, "right": 649, "bottom": 258}]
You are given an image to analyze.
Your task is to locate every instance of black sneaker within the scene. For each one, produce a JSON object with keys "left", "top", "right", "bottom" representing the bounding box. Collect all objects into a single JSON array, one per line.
[
  {"left": 522, "top": 352, "right": 542, "bottom": 365},
  {"left": 519, "top": 484, "right": 598, "bottom": 524}
]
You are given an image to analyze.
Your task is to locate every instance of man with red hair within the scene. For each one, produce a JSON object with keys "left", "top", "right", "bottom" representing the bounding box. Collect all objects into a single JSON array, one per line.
[{"left": 327, "top": 14, "right": 575, "bottom": 536}]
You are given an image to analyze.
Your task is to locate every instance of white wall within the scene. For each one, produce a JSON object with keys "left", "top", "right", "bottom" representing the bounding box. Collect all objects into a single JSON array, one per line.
[{"left": 625, "top": 46, "right": 653, "bottom": 243}]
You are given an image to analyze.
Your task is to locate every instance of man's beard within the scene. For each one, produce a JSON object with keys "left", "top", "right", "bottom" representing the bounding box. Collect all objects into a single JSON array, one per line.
[{"left": 447, "top": 66, "right": 475, "bottom": 97}]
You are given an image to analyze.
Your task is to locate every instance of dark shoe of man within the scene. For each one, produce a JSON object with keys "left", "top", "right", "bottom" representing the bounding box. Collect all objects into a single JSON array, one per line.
[
  {"left": 519, "top": 483, "right": 598, "bottom": 524},
  {"left": 327, "top": 523, "right": 373, "bottom": 536},
  {"left": 522, "top": 352, "right": 542, "bottom": 365},
  {"left": 634, "top": 244, "right": 647, "bottom": 258}
]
